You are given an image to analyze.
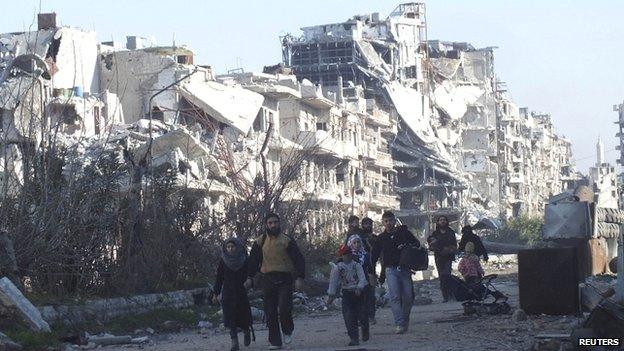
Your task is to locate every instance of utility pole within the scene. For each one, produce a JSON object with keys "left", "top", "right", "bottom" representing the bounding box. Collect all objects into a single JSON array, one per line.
[{"left": 614, "top": 101, "right": 624, "bottom": 302}]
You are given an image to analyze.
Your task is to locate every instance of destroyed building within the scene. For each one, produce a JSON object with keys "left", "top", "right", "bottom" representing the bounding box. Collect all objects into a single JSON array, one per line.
[
  {"left": 0, "top": 5, "right": 579, "bottom": 239},
  {"left": 279, "top": 3, "right": 579, "bottom": 231}
]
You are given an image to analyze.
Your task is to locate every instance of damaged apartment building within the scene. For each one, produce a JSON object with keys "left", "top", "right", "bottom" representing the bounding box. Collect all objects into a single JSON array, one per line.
[
  {"left": 0, "top": 12, "right": 400, "bottom": 237},
  {"left": 281, "top": 3, "right": 579, "bottom": 231},
  {"left": 0, "top": 5, "right": 578, "bottom": 238}
]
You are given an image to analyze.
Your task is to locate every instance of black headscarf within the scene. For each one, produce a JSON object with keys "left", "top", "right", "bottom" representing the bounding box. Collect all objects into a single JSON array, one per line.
[{"left": 221, "top": 237, "right": 247, "bottom": 271}]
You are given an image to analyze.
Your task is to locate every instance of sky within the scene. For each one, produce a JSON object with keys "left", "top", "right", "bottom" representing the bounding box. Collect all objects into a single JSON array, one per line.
[{"left": 2, "top": 0, "right": 623, "bottom": 173}]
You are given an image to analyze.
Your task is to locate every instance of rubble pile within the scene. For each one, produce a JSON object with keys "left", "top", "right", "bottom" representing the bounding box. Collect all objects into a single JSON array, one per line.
[{"left": 0, "top": 6, "right": 578, "bottom": 239}]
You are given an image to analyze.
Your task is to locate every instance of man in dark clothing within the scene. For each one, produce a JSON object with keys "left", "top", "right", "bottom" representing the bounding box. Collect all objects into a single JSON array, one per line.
[
  {"left": 427, "top": 216, "right": 457, "bottom": 303},
  {"left": 246, "top": 213, "right": 305, "bottom": 350},
  {"left": 360, "top": 217, "right": 375, "bottom": 253},
  {"left": 343, "top": 215, "right": 363, "bottom": 247},
  {"left": 360, "top": 217, "right": 377, "bottom": 323},
  {"left": 371, "top": 211, "right": 420, "bottom": 334},
  {"left": 458, "top": 225, "right": 488, "bottom": 262}
]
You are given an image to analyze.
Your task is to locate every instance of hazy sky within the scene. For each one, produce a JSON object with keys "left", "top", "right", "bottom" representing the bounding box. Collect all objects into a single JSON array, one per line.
[{"left": 4, "top": 0, "right": 623, "bottom": 172}]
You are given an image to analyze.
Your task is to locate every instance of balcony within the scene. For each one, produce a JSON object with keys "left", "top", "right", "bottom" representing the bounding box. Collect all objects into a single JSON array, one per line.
[
  {"left": 508, "top": 173, "right": 525, "bottom": 184},
  {"left": 369, "top": 193, "right": 400, "bottom": 209},
  {"left": 366, "top": 150, "right": 393, "bottom": 169},
  {"left": 311, "top": 190, "right": 340, "bottom": 204},
  {"left": 365, "top": 110, "right": 391, "bottom": 128},
  {"left": 380, "top": 119, "right": 398, "bottom": 137},
  {"left": 297, "top": 130, "right": 344, "bottom": 158},
  {"left": 361, "top": 143, "right": 378, "bottom": 160},
  {"left": 301, "top": 84, "right": 335, "bottom": 109},
  {"left": 343, "top": 142, "right": 359, "bottom": 160}
]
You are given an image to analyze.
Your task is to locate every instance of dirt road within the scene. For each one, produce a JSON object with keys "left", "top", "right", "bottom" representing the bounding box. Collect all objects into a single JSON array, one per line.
[{"left": 98, "top": 269, "right": 580, "bottom": 351}]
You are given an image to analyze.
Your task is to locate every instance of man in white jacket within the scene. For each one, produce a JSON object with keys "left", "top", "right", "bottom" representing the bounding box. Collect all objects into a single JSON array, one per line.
[{"left": 327, "top": 244, "right": 369, "bottom": 346}]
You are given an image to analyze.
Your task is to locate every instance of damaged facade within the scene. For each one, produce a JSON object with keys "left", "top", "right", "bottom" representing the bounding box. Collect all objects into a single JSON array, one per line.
[
  {"left": 281, "top": 3, "right": 579, "bottom": 231},
  {"left": 0, "top": 5, "right": 578, "bottom": 239}
]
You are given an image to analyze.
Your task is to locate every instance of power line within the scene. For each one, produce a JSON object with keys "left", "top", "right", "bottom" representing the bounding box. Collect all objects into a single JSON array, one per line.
[{"left": 572, "top": 148, "right": 617, "bottom": 162}]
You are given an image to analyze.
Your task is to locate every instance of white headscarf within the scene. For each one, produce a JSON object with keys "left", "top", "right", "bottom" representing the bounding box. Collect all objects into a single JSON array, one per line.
[{"left": 347, "top": 234, "right": 366, "bottom": 264}]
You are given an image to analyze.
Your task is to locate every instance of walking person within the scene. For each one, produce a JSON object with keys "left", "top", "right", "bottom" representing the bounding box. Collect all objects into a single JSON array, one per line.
[
  {"left": 427, "top": 216, "right": 458, "bottom": 303},
  {"left": 327, "top": 244, "right": 370, "bottom": 346},
  {"left": 343, "top": 215, "right": 362, "bottom": 246},
  {"left": 371, "top": 211, "right": 420, "bottom": 334},
  {"left": 213, "top": 238, "right": 253, "bottom": 351},
  {"left": 245, "top": 213, "right": 305, "bottom": 350},
  {"left": 347, "top": 234, "right": 377, "bottom": 324},
  {"left": 359, "top": 217, "right": 375, "bottom": 254},
  {"left": 362, "top": 217, "right": 384, "bottom": 318},
  {"left": 458, "top": 225, "right": 489, "bottom": 262}
]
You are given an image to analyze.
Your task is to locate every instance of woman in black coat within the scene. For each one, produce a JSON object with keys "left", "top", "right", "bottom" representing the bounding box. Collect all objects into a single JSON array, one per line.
[
  {"left": 213, "top": 237, "right": 252, "bottom": 351},
  {"left": 458, "top": 225, "right": 489, "bottom": 261}
]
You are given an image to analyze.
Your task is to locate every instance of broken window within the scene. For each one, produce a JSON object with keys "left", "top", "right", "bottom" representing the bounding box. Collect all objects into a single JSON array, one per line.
[{"left": 176, "top": 54, "right": 193, "bottom": 65}]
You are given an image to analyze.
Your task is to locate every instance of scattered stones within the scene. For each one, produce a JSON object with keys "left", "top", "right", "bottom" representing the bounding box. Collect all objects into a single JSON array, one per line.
[
  {"left": 86, "top": 334, "right": 132, "bottom": 346},
  {"left": 197, "top": 320, "right": 213, "bottom": 329},
  {"left": 79, "top": 342, "right": 97, "bottom": 350},
  {"left": 160, "top": 320, "right": 184, "bottom": 332},
  {"left": 61, "top": 344, "right": 79, "bottom": 351},
  {"left": 512, "top": 309, "right": 527, "bottom": 322},
  {"left": 250, "top": 307, "right": 264, "bottom": 321},
  {"left": 0, "top": 332, "right": 22, "bottom": 351},
  {"left": 131, "top": 336, "right": 150, "bottom": 344},
  {"left": 531, "top": 339, "right": 561, "bottom": 351},
  {"left": 413, "top": 296, "right": 433, "bottom": 306}
]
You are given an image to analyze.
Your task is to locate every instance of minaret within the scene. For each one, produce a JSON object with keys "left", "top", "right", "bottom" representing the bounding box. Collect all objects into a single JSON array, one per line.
[{"left": 597, "top": 137, "right": 605, "bottom": 166}]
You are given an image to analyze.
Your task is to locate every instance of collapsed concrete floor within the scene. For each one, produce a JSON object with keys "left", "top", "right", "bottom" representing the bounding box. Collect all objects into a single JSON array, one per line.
[{"left": 84, "top": 262, "right": 582, "bottom": 351}]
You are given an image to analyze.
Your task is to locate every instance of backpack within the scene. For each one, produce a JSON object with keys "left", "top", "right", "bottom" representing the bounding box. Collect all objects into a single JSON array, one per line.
[{"left": 400, "top": 243, "right": 429, "bottom": 271}]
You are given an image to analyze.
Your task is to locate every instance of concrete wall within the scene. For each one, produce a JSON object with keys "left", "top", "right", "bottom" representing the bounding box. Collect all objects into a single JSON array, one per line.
[
  {"left": 39, "top": 287, "right": 211, "bottom": 326},
  {"left": 53, "top": 28, "right": 100, "bottom": 94},
  {"left": 100, "top": 50, "right": 177, "bottom": 124}
]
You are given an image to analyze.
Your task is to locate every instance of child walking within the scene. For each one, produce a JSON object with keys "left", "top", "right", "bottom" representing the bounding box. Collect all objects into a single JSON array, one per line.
[
  {"left": 347, "top": 234, "right": 377, "bottom": 325},
  {"left": 213, "top": 237, "right": 253, "bottom": 351},
  {"left": 327, "top": 244, "right": 370, "bottom": 346}
]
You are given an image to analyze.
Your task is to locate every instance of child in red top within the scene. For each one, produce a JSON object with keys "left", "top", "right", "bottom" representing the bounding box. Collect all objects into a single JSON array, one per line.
[{"left": 458, "top": 242, "right": 484, "bottom": 285}]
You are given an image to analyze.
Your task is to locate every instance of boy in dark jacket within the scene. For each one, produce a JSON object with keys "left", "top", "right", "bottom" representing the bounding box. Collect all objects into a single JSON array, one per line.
[
  {"left": 327, "top": 245, "right": 369, "bottom": 346},
  {"left": 214, "top": 237, "right": 252, "bottom": 351}
]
